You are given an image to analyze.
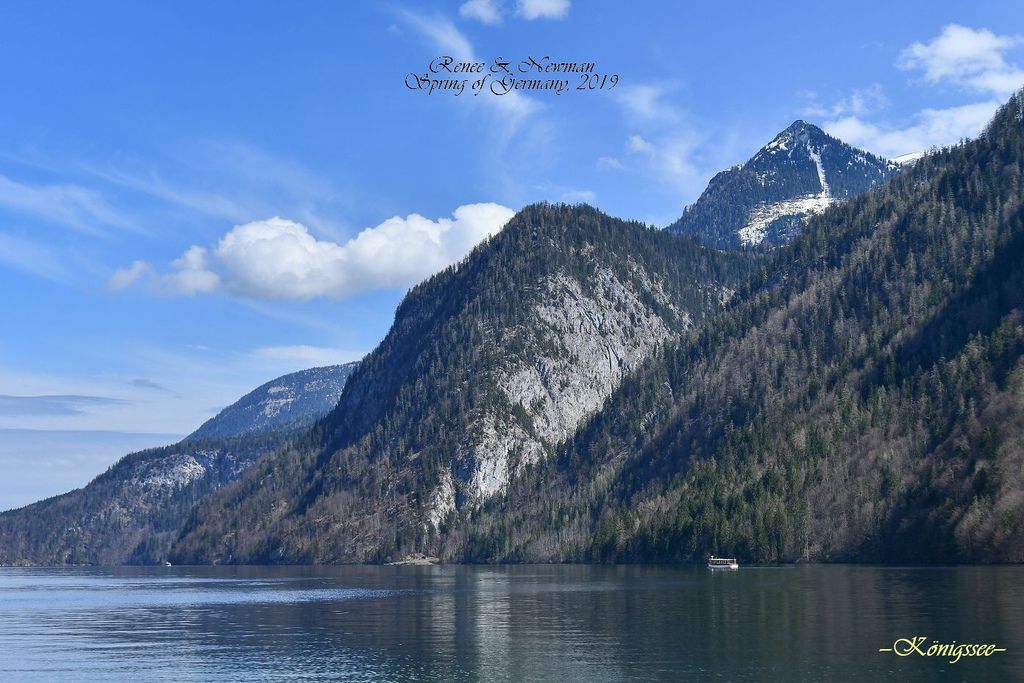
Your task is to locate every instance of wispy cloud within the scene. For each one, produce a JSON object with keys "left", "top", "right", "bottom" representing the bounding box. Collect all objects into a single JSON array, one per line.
[
  {"left": 825, "top": 100, "right": 1002, "bottom": 158},
  {"left": 628, "top": 134, "right": 657, "bottom": 156},
  {"left": 624, "top": 132, "right": 703, "bottom": 193},
  {"left": 111, "top": 203, "right": 516, "bottom": 300},
  {"left": 607, "top": 82, "right": 711, "bottom": 199},
  {"left": 87, "top": 164, "right": 250, "bottom": 223},
  {"left": 81, "top": 140, "right": 353, "bottom": 240},
  {"left": 395, "top": 8, "right": 540, "bottom": 129},
  {"left": 0, "top": 232, "right": 71, "bottom": 282},
  {"left": 515, "top": 0, "right": 570, "bottom": 20},
  {"left": 560, "top": 189, "right": 596, "bottom": 203},
  {"left": 251, "top": 345, "right": 363, "bottom": 366},
  {"left": 800, "top": 84, "right": 888, "bottom": 119},
  {"left": 130, "top": 378, "right": 173, "bottom": 393},
  {"left": 614, "top": 84, "right": 682, "bottom": 123},
  {"left": 0, "top": 174, "right": 135, "bottom": 236},
  {"left": 458, "top": 0, "right": 571, "bottom": 23},
  {"left": 0, "top": 394, "right": 129, "bottom": 417}
]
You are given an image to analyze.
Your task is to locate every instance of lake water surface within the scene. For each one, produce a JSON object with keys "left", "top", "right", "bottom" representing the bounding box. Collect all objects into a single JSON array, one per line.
[{"left": 1, "top": 564, "right": 1021, "bottom": 681}]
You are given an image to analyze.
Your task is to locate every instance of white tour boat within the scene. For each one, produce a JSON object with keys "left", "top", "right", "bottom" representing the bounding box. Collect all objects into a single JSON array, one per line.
[{"left": 707, "top": 555, "right": 739, "bottom": 570}]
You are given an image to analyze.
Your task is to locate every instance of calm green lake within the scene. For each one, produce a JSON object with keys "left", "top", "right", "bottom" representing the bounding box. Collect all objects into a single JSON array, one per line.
[{"left": 0, "top": 564, "right": 1020, "bottom": 681}]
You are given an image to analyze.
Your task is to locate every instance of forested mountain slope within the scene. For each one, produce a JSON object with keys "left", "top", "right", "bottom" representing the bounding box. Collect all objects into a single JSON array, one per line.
[
  {"left": 454, "top": 90, "right": 1024, "bottom": 564},
  {"left": 170, "top": 205, "right": 757, "bottom": 564}
]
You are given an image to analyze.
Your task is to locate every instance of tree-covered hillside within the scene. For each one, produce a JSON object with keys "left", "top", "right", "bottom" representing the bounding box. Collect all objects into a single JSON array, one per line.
[
  {"left": 453, "top": 90, "right": 1024, "bottom": 564},
  {"left": 170, "top": 205, "right": 757, "bottom": 564}
]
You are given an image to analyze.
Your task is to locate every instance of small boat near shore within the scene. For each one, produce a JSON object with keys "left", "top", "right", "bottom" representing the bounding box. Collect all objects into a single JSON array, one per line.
[{"left": 707, "top": 555, "right": 739, "bottom": 570}]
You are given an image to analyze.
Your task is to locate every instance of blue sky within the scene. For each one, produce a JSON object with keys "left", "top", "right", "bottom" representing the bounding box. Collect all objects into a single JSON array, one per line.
[{"left": 1, "top": 0, "right": 1022, "bottom": 508}]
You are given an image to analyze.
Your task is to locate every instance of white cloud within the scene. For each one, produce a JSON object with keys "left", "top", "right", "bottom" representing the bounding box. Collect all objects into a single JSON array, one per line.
[
  {"left": 108, "top": 260, "right": 153, "bottom": 290},
  {"left": 824, "top": 100, "right": 1002, "bottom": 158},
  {"left": 515, "top": 0, "right": 570, "bottom": 20},
  {"left": 628, "top": 135, "right": 656, "bottom": 156},
  {"left": 251, "top": 345, "right": 363, "bottom": 366},
  {"left": 165, "top": 245, "right": 221, "bottom": 295},
  {"left": 614, "top": 84, "right": 680, "bottom": 122},
  {"left": 596, "top": 156, "right": 623, "bottom": 170},
  {"left": 114, "top": 203, "right": 516, "bottom": 300},
  {"left": 110, "top": 249, "right": 220, "bottom": 296},
  {"left": 460, "top": 0, "right": 502, "bottom": 24},
  {"left": 898, "top": 24, "right": 1024, "bottom": 97},
  {"left": 809, "top": 26, "right": 1022, "bottom": 159},
  {"left": 560, "top": 189, "right": 596, "bottom": 203}
]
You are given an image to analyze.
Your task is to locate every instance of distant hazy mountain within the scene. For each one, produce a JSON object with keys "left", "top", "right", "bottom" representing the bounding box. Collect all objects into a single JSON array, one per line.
[
  {"left": 668, "top": 120, "right": 899, "bottom": 248},
  {"left": 190, "top": 363, "right": 359, "bottom": 439},
  {"left": 0, "top": 363, "right": 358, "bottom": 565}
]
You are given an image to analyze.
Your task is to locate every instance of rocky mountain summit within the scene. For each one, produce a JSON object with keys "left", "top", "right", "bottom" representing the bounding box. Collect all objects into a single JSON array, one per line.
[{"left": 668, "top": 120, "right": 899, "bottom": 248}]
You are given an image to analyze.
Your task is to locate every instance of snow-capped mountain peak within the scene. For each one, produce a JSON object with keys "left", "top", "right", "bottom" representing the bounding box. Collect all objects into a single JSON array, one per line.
[{"left": 668, "top": 120, "right": 900, "bottom": 248}]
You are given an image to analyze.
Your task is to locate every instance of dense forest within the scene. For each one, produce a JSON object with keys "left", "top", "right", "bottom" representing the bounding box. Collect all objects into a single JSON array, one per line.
[{"left": 456, "top": 90, "right": 1024, "bottom": 564}]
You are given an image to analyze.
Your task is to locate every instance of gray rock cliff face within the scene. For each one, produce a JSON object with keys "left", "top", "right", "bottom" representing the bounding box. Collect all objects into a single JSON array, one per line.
[{"left": 449, "top": 266, "right": 693, "bottom": 516}]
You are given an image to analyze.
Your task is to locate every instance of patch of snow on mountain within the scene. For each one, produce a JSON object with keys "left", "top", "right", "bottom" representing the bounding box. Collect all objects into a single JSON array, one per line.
[
  {"left": 891, "top": 151, "right": 925, "bottom": 165},
  {"left": 739, "top": 193, "right": 836, "bottom": 246},
  {"left": 807, "top": 146, "right": 830, "bottom": 195},
  {"left": 133, "top": 452, "right": 209, "bottom": 490}
]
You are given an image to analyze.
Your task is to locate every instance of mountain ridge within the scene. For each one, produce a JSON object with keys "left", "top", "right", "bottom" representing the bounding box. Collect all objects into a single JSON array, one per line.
[
  {"left": 452, "top": 89, "right": 1024, "bottom": 564},
  {"left": 190, "top": 363, "right": 359, "bottom": 440}
]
